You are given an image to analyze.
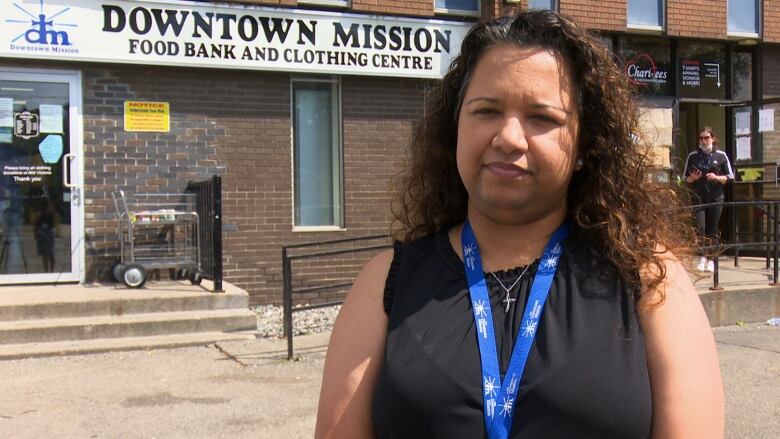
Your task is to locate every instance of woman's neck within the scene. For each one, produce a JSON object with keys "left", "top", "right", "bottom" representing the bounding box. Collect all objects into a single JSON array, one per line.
[{"left": 450, "top": 204, "right": 567, "bottom": 272}]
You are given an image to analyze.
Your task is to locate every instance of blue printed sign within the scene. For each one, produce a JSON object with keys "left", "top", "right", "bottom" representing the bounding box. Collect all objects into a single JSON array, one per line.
[{"left": 39, "top": 135, "right": 63, "bottom": 164}]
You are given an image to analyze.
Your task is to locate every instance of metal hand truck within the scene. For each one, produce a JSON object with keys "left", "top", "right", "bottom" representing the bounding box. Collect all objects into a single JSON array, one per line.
[{"left": 111, "top": 190, "right": 202, "bottom": 288}]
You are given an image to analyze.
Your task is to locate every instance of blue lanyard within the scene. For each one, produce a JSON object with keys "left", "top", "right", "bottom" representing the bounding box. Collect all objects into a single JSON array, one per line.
[{"left": 461, "top": 220, "right": 569, "bottom": 439}]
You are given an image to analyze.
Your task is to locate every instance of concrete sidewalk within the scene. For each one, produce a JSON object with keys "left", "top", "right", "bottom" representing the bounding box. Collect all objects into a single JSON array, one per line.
[
  {"left": 692, "top": 256, "right": 780, "bottom": 326},
  {"left": 0, "top": 325, "right": 778, "bottom": 438}
]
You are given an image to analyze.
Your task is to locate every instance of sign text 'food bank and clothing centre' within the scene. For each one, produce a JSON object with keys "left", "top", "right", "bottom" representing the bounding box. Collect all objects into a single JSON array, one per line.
[{"left": 0, "top": 0, "right": 471, "bottom": 79}]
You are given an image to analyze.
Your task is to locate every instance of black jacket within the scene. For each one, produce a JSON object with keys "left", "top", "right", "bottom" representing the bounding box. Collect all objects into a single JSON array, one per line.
[{"left": 684, "top": 147, "right": 734, "bottom": 202}]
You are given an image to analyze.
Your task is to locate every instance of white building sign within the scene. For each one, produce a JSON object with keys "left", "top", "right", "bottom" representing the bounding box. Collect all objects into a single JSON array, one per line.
[{"left": 0, "top": 0, "right": 472, "bottom": 79}]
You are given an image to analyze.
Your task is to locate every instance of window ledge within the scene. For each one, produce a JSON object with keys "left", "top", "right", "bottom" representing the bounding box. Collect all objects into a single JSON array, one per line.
[
  {"left": 728, "top": 31, "right": 760, "bottom": 40},
  {"left": 626, "top": 24, "right": 664, "bottom": 34},
  {"left": 293, "top": 226, "right": 347, "bottom": 232},
  {"left": 298, "top": 0, "right": 350, "bottom": 7}
]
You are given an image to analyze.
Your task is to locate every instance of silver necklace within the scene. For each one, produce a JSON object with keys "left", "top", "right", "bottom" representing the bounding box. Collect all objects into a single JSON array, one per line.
[{"left": 490, "top": 264, "right": 532, "bottom": 313}]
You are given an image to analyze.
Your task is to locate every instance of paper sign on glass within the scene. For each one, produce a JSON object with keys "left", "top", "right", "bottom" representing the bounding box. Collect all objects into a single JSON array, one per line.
[
  {"left": 736, "top": 136, "right": 751, "bottom": 161},
  {"left": 735, "top": 111, "right": 751, "bottom": 135},
  {"left": 39, "top": 104, "right": 63, "bottom": 133},
  {"left": 0, "top": 98, "right": 12, "bottom": 127},
  {"left": 39, "top": 135, "right": 63, "bottom": 164},
  {"left": 759, "top": 108, "right": 774, "bottom": 133},
  {"left": 0, "top": 127, "right": 11, "bottom": 143}
]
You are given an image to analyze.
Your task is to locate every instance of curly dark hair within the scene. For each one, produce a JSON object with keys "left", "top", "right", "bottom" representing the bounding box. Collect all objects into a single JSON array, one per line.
[{"left": 392, "top": 10, "right": 697, "bottom": 305}]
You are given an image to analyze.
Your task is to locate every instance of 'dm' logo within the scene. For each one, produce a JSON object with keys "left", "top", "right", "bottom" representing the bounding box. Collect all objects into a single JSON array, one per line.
[{"left": 6, "top": 1, "right": 77, "bottom": 46}]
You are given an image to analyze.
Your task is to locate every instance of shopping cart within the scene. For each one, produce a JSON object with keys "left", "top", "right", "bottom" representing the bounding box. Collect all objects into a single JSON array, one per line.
[{"left": 111, "top": 190, "right": 202, "bottom": 288}]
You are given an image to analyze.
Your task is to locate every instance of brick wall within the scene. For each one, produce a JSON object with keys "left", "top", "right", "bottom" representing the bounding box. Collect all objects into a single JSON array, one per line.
[
  {"left": 560, "top": 0, "right": 625, "bottom": 31},
  {"left": 353, "top": 0, "right": 434, "bottom": 16},
  {"left": 667, "top": 0, "right": 726, "bottom": 39},
  {"left": 82, "top": 65, "right": 224, "bottom": 283},
  {"left": 765, "top": 0, "right": 780, "bottom": 43},
  {"left": 81, "top": 64, "right": 424, "bottom": 305}
]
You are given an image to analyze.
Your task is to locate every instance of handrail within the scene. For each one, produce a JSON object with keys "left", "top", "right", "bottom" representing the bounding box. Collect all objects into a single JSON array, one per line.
[
  {"left": 281, "top": 235, "right": 391, "bottom": 359},
  {"left": 685, "top": 199, "right": 780, "bottom": 290},
  {"left": 279, "top": 199, "right": 780, "bottom": 359}
]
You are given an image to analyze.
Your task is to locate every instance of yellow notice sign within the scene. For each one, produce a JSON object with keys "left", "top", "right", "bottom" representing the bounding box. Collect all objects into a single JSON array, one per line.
[
  {"left": 739, "top": 167, "right": 764, "bottom": 182},
  {"left": 124, "top": 101, "right": 170, "bottom": 132}
]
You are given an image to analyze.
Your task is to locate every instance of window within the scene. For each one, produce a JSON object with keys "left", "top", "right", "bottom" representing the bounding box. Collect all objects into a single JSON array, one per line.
[
  {"left": 728, "top": 0, "right": 760, "bottom": 36},
  {"left": 627, "top": 0, "right": 664, "bottom": 29},
  {"left": 292, "top": 78, "right": 343, "bottom": 228},
  {"left": 435, "top": 0, "right": 480, "bottom": 16},
  {"left": 733, "top": 50, "right": 753, "bottom": 101},
  {"left": 298, "top": 0, "right": 350, "bottom": 7},
  {"left": 528, "top": 0, "right": 557, "bottom": 11}
]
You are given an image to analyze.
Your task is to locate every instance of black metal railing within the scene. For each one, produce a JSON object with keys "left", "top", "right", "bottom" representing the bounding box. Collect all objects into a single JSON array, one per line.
[
  {"left": 278, "top": 200, "right": 780, "bottom": 358},
  {"left": 282, "top": 235, "right": 392, "bottom": 359},
  {"left": 186, "top": 175, "right": 223, "bottom": 292},
  {"left": 687, "top": 199, "right": 780, "bottom": 290}
]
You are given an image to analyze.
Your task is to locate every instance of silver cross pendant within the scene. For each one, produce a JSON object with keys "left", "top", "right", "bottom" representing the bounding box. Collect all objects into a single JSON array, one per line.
[{"left": 503, "top": 291, "right": 516, "bottom": 313}]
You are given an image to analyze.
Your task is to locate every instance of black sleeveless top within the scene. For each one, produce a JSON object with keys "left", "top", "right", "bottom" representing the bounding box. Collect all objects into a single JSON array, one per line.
[{"left": 372, "top": 230, "right": 652, "bottom": 438}]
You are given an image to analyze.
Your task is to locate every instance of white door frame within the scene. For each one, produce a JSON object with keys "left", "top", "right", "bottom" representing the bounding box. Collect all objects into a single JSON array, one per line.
[{"left": 0, "top": 66, "right": 84, "bottom": 284}]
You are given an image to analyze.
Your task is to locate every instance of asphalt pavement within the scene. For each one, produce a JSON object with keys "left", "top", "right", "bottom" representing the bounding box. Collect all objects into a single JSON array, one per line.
[{"left": 0, "top": 324, "right": 778, "bottom": 438}]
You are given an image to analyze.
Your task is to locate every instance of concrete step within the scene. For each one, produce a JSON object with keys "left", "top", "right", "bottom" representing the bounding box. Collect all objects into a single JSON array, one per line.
[
  {"left": 0, "top": 331, "right": 258, "bottom": 360},
  {"left": 0, "top": 290, "right": 249, "bottom": 322},
  {"left": 0, "top": 309, "right": 258, "bottom": 345}
]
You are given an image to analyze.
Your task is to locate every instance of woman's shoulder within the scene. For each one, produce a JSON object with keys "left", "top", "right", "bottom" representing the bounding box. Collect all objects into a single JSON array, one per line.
[{"left": 392, "top": 228, "right": 455, "bottom": 270}]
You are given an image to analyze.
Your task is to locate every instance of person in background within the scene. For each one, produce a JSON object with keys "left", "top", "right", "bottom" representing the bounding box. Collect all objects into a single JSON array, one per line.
[
  {"left": 684, "top": 127, "right": 734, "bottom": 272},
  {"left": 316, "top": 10, "right": 724, "bottom": 438}
]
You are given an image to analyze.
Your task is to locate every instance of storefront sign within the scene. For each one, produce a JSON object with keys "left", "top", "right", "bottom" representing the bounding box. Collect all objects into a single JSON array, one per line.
[
  {"left": 124, "top": 101, "right": 170, "bottom": 132},
  {"left": 624, "top": 53, "right": 668, "bottom": 88},
  {"left": 0, "top": 0, "right": 471, "bottom": 79},
  {"left": 14, "top": 111, "right": 39, "bottom": 139}
]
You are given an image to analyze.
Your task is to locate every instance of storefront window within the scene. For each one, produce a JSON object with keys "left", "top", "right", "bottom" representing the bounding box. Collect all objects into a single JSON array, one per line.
[
  {"left": 733, "top": 50, "right": 753, "bottom": 102},
  {"left": 528, "top": 0, "right": 557, "bottom": 11},
  {"left": 678, "top": 42, "right": 727, "bottom": 100},
  {"left": 619, "top": 37, "right": 672, "bottom": 96},
  {"left": 434, "top": 0, "right": 480, "bottom": 16},
  {"left": 728, "top": 0, "right": 760, "bottom": 36},
  {"left": 627, "top": 0, "right": 664, "bottom": 29},
  {"left": 292, "top": 79, "right": 343, "bottom": 228}
]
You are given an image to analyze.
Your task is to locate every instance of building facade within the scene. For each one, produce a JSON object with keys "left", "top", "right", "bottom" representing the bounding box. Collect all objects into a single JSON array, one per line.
[{"left": 0, "top": 0, "right": 777, "bottom": 304}]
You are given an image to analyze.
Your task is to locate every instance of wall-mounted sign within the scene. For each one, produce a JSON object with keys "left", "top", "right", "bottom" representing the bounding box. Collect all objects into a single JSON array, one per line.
[
  {"left": 0, "top": 0, "right": 471, "bottom": 79},
  {"left": 738, "top": 167, "right": 763, "bottom": 182},
  {"left": 124, "top": 101, "right": 170, "bottom": 132},
  {"left": 14, "top": 111, "right": 39, "bottom": 139}
]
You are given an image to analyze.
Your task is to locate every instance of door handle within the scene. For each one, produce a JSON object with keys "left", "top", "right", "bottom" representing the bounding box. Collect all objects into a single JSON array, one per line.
[{"left": 62, "top": 153, "right": 74, "bottom": 188}]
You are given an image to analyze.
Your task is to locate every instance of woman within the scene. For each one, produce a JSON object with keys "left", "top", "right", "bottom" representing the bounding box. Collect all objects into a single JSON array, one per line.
[
  {"left": 684, "top": 127, "right": 734, "bottom": 272},
  {"left": 316, "top": 10, "right": 723, "bottom": 438}
]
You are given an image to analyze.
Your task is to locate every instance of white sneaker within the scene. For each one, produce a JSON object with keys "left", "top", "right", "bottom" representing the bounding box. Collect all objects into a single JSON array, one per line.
[
  {"left": 696, "top": 257, "right": 707, "bottom": 272},
  {"left": 706, "top": 260, "right": 715, "bottom": 272}
]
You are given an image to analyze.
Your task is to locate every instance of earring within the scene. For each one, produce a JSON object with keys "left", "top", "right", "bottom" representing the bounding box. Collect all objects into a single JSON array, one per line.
[{"left": 575, "top": 158, "right": 584, "bottom": 170}]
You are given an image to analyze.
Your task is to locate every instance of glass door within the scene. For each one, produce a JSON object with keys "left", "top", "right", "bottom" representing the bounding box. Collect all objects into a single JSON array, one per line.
[{"left": 0, "top": 69, "right": 82, "bottom": 283}]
